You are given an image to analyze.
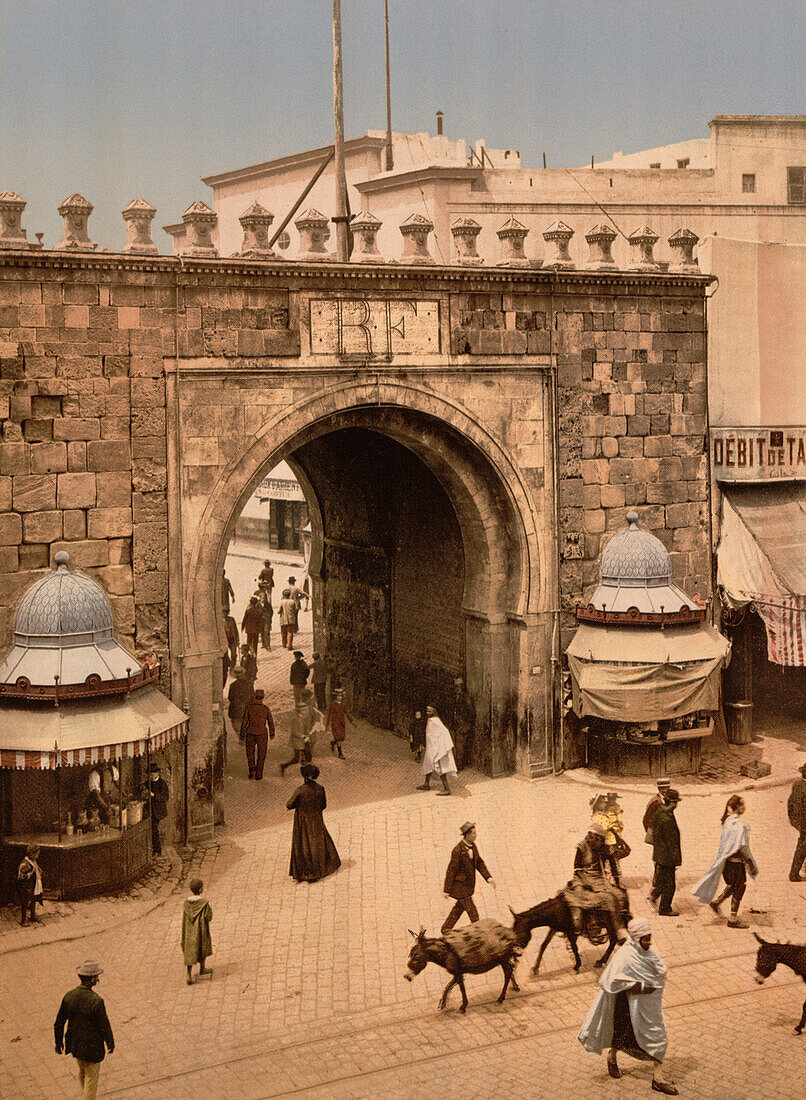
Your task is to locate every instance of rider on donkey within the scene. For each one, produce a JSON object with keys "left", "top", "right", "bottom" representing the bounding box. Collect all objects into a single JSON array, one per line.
[{"left": 565, "top": 824, "right": 628, "bottom": 937}]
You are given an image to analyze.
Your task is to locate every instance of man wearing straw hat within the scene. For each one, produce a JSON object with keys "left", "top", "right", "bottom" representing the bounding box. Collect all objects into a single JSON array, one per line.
[{"left": 54, "top": 960, "right": 115, "bottom": 1099}]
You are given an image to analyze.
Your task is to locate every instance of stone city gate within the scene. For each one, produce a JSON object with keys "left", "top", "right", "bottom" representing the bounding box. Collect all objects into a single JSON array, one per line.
[{"left": 0, "top": 243, "right": 713, "bottom": 783}]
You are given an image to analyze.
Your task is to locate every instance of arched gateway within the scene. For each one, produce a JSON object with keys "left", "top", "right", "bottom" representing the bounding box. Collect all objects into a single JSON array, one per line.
[
  {"left": 0, "top": 249, "right": 714, "bottom": 796},
  {"left": 180, "top": 380, "right": 547, "bottom": 776}
]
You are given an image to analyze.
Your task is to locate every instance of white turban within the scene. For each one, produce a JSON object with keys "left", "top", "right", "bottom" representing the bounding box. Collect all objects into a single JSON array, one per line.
[{"left": 628, "top": 918, "right": 652, "bottom": 940}]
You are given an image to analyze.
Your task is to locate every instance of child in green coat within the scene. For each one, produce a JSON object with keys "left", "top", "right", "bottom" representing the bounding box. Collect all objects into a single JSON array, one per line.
[{"left": 181, "top": 878, "right": 213, "bottom": 985}]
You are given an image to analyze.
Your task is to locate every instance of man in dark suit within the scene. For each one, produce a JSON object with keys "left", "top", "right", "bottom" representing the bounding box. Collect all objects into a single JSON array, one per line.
[
  {"left": 649, "top": 789, "right": 682, "bottom": 916},
  {"left": 54, "top": 959, "right": 115, "bottom": 1098},
  {"left": 441, "top": 821, "right": 496, "bottom": 933}
]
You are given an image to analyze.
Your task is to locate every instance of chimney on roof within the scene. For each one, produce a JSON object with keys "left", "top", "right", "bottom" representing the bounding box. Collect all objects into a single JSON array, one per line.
[{"left": 436, "top": 110, "right": 443, "bottom": 136}]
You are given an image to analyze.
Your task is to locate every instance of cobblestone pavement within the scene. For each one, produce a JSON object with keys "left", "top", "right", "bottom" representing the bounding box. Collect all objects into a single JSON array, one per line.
[{"left": 1, "top": 632, "right": 805, "bottom": 1098}]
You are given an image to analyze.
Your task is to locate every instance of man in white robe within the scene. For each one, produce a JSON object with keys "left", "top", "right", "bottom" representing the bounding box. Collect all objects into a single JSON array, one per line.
[
  {"left": 578, "top": 918, "right": 678, "bottom": 1094},
  {"left": 416, "top": 706, "right": 457, "bottom": 795}
]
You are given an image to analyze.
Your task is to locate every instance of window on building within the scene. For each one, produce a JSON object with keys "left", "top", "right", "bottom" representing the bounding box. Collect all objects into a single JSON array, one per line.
[
  {"left": 742, "top": 174, "right": 756, "bottom": 193},
  {"left": 787, "top": 167, "right": 806, "bottom": 204},
  {"left": 649, "top": 162, "right": 661, "bottom": 169},
  {"left": 677, "top": 158, "right": 690, "bottom": 169}
]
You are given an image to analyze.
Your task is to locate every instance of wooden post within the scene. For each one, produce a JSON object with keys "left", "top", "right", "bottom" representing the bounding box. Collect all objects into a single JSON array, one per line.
[
  {"left": 332, "top": 0, "right": 349, "bottom": 261},
  {"left": 146, "top": 731, "right": 152, "bottom": 858},
  {"left": 384, "top": 0, "right": 393, "bottom": 171},
  {"left": 55, "top": 741, "right": 62, "bottom": 844},
  {"left": 118, "top": 756, "right": 124, "bottom": 833}
]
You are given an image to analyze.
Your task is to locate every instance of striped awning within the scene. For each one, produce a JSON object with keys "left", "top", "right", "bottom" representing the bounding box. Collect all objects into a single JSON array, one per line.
[{"left": 0, "top": 687, "right": 188, "bottom": 770}]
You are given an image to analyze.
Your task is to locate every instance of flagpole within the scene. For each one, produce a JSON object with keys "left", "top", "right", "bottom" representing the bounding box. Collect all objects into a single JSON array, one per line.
[
  {"left": 332, "top": 0, "right": 349, "bottom": 261},
  {"left": 384, "top": 0, "right": 393, "bottom": 171}
]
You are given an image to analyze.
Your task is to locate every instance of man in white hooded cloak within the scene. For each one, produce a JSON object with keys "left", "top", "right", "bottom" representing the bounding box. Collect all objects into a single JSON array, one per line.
[
  {"left": 578, "top": 917, "right": 678, "bottom": 1094},
  {"left": 416, "top": 706, "right": 457, "bottom": 795}
]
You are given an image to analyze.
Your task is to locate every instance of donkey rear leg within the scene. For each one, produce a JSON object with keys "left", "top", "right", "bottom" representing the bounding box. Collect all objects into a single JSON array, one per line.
[
  {"left": 531, "top": 929, "right": 555, "bottom": 978},
  {"left": 497, "top": 959, "right": 516, "bottom": 1003},
  {"left": 795, "top": 994, "right": 806, "bottom": 1034}
]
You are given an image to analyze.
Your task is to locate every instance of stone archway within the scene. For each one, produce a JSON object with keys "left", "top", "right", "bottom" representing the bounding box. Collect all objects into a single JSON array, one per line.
[{"left": 179, "top": 380, "right": 552, "bottom": 778}]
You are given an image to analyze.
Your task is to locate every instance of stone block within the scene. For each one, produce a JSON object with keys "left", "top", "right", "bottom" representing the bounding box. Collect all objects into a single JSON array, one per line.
[
  {"left": 134, "top": 570, "right": 168, "bottom": 603},
  {"left": 62, "top": 509, "right": 86, "bottom": 540},
  {"left": 9, "top": 393, "right": 32, "bottom": 421},
  {"left": 96, "top": 471, "right": 132, "bottom": 507},
  {"left": 133, "top": 521, "right": 168, "bottom": 572},
  {"left": 13, "top": 473, "right": 56, "bottom": 511},
  {"left": 87, "top": 507, "right": 133, "bottom": 539},
  {"left": 30, "top": 442, "right": 67, "bottom": 474},
  {"left": 672, "top": 526, "right": 701, "bottom": 551},
  {"left": 53, "top": 417, "right": 101, "bottom": 441},
  {"left": 584, "top": 509, "right": 606, "bottom": 534},
  {"left": 23, "top": 510, "right": 62, "bottom": 543},
  {"left": 57, "top": 472, "right": 97, "bottom": 509},
  {"left": 18, "top": 545, "right": 48, "bottom": 570},
  {"left": 130, "top": 377, "right": 165, "bottom": 408},
  {"left": 99, "top": 417, "right": 130, "bottom": 440},
  {"left": 132, "top": 460, "right": 167, "bottom": 493},
  {"left": 67, "top": 442, "right": 87, "bottom": 471},
  {"left": 108, "top": 595, "right": 136, "bottom": 635},
  {"left": 0, "top": 512, "right": 22, "bottom": 545},
  {"left": 50, "top": 539, "right": 109, "bottom": 568},
  {"left": 117, "top": 307, "right": 140, "bottom": 328},
  {"left": 0, "top": 443, "right": 29, "bottom": 475},
  {"left": 86, "top": 439, "right": 131, "bottom": 472},
  {"left": 22, "top": 419, "right": 53, "bottom": 442},
  {"left": 582, "top": 485, "right": 601, "bottom": 510},
  {"left": 643, "top": 435, "right": 673, "bottom": 457},
  {"left": 131, "top": 436, "right": 166, "bottom": 462},
  {"left": 107, "top": 538, "right": 132, "bottom": 565},
  {"left": 627, "top": 415, "right": 651, "bottom": 436},
  {"left": 600, "top": 484, "right": 626, "bottom": 508},
  {"left": 95, "top": 564, "right": 134, "bottom": 596},
  {"left": 580, "top": 459, "right": 610, "bottom": 485},
  {"left": 0, "top": 476, "right": 10, "bottom": 511},
  {"left": 0, "top": 545, "right": 19, "bottom": 571},
  {"left": 132, "top": 491, "right": 168, "bottom": 522}
]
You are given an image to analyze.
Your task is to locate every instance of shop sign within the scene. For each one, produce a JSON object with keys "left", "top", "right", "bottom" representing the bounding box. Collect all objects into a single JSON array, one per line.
[
  {"left": 711, "top": 427, "right": 806, "bottom": 481},
  {"left": 257, "top": 476, "right": 305, "bottom": 502},
  {"left": 310, "top": 297, "right": 440, "bottom": 357}
]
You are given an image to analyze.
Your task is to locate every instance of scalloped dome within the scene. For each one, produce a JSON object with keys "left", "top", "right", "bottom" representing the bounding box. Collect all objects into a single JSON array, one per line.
[
  {"left": 600, "top": 511, "right": 672, "bottom": 586},
  {"left": 15, "top": 552, "right": 113, "bottom": 638}
]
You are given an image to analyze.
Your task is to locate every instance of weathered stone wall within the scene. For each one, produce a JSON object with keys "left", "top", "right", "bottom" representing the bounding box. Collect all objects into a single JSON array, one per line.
[
  {"left": 0, "top": 252, "right": 712, "bottom": 777},
  {"left": 449, "top": 283, "right": 712, "bottom": 644}
]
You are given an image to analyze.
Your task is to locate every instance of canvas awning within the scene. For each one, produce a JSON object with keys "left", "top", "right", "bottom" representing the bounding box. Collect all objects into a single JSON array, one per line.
[
  {"left": 0, "top": 687, "right": 188, "bottom": 770},
  {"left": 718, "top": 483, "right": 806, "bottom": 665},
  {"left": 566, "top": 622, "right": 730, "bottom": 722}
]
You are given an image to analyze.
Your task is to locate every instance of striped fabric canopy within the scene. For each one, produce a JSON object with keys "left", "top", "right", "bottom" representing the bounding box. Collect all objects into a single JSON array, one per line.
[{"left": 0, "top": 688, "right": 188, "bottom": 770}]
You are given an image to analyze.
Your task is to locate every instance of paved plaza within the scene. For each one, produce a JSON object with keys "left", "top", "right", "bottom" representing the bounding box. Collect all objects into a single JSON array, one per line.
[{"left": 1, "top": 622, "right": 805, "bottom": 1098}]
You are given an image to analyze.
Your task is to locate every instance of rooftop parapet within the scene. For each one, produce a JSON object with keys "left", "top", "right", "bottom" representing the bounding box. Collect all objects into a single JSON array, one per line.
[
  {"left": 398, "top": 213, "right": 435, "bottom": 265},
  {"left": 585, "top": 224, "right": 617, "bottom": 270},
  {"left": 451, "top": 217, "right": 483, "bottom": 266},
  {"left": 54, "top": 193, "right": 95, "bottom": 252},
  {"left": 497, "top": 217, "right": 532, "bottom": 268},
  {"left": 0, "top": 192, "right": 29, "bottom": 250},
  {"left": 180, "top": 200, "right": 218, "bottom": 257},
  {"left": 542, "top": 221, "right": 574, "bottom": 269},
  {"left": 668, "top": 227, "right": 699, "bottom": 272},
  {"left": 350, "top": 211, "right": 384, "bottom": 263},
  {"left": 234, "top": 202, "right": 275, "bottom": 258},
  {"left": 295, "top": 208, "right": 331, "bottom": 261},
  {"left": 121, "top": 199, "right": 158, "bottom": 255},
  {"left": 628, "top": 226, "right": 661, "bottom": 271}
]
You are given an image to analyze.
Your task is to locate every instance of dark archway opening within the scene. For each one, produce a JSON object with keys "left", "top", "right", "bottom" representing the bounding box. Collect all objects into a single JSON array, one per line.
[{"left": 291, "top": 427, "right": 465, "bottom": 732}]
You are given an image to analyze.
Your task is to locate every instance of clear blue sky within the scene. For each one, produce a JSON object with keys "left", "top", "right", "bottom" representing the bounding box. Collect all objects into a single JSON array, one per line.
[{"left": 1, "top": 0, "right": 803, "bottom": 249}]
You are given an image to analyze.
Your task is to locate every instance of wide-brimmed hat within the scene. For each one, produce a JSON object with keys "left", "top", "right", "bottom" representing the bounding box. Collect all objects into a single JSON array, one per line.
[
  {"left": 657, "top": 777, "right": 672, "bottom": 789},
  {"left": 459, "top": 821, "right": 476, "bottom": 835},
  {"left": 77, "top": 960, "right": 103, "bottom": 977},
  {"left": 293, "top": 650, "right": 304, "bottom": 657},
  {"left": 665, "top": 788, "right": 681, "bottom": 802},
  {"left": 148, "top": 762, "right": 160, "bottom": 772},
  {"left": 254, "top": 689, "right": 265, "bottom": 699}
]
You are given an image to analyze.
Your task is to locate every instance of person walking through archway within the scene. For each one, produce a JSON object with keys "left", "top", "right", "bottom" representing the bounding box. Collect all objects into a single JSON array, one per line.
[
  {"left": 241, "top": 597, "right": 263, "bottom": 657},
  {"left": 326, "top": 687, "right": 356, "bottom": 759},
  {"left": 289, "top": 650, "right": 310, "bottom": 705},
  {"left": 279, "top": 588, "right": 297, "bottom": 650},
  {"left": 286, "top": 764, "right": 341, "bottom": 883},
  {"left": 280, "top": 689, "right": 323, "bottom": 775},
  {"left": 692, "top": 795, "right": 758, "bottom": 928},
  {"left": 240, "top": 688, "right": 275, "bottom": 780},
  {"left": 416, "top": 705, "right": 457, "bottom": 795}
]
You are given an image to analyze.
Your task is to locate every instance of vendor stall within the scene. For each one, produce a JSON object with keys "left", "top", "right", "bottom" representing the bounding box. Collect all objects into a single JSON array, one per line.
[
  {"left": 0, "top": 552, "right": 187, "bottom": 900},
  {"left": 567, "top": 513, "right": 731, "bottom": 777}
]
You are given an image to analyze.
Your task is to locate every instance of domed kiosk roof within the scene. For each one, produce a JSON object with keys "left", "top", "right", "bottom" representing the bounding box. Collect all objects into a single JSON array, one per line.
[
  {"left": 577, "top": 512, "right": 705, "bottom": 624},
  {"left": 0, "top": 552, "right": 146, "bottom": 697},
  {"left": 600, "top": 512, "right": 672, "bottom": 585},
  {"left": 16, "top": 551, "right": 114, "bottom": 639}
]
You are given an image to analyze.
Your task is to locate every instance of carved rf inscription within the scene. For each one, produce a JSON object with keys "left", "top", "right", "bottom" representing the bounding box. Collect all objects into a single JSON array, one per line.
[{"left": 310, "top": 298, "right": 440, "bottom": 357}]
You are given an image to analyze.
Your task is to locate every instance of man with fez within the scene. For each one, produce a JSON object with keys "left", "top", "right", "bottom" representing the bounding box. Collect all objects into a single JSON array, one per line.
[
  {"left": 441, "top": 821, "right": 497, "bottom": 933},
  {"left": 54, "top": 960, "right": 115, "bottom": 1100}
]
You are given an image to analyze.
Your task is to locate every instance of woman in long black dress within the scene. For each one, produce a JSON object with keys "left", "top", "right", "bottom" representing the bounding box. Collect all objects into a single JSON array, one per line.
[{"left": 286, "top": 764, "right": 341, "bottom": 883}]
